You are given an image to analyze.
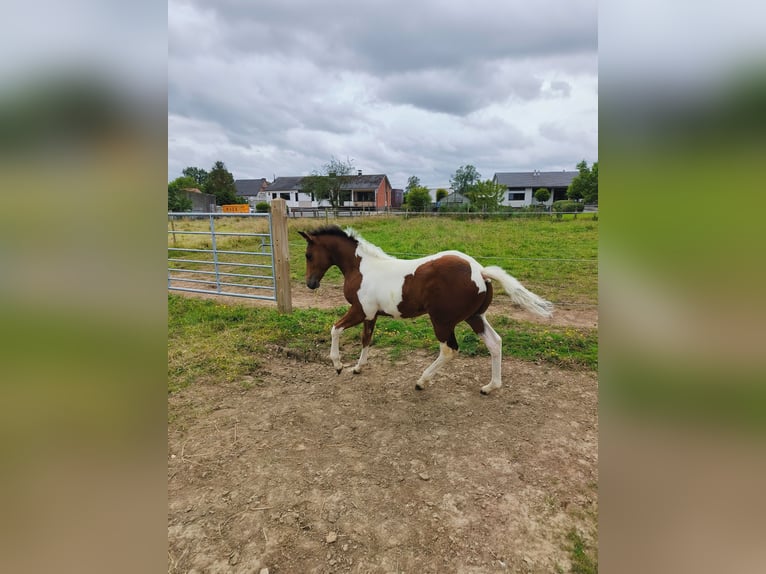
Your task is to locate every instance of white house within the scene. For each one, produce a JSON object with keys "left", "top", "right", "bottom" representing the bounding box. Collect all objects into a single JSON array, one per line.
[{"left": 493, "top": 170, "right": 577, "bottom": 208}]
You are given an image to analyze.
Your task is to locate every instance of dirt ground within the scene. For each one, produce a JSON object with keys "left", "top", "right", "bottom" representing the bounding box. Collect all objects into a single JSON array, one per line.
[{"left": 168, "top": 285, "right": 598, "bottom": 573}]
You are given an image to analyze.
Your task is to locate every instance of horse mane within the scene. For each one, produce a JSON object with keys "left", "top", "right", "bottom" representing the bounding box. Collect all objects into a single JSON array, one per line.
[
  {"left": 345, "top": 227, "right": 394, "bottom": 260},
  {"left": 308, "top": 225, "right": 393, "bottom": 260},
  {"left": 309, "top": 225, "right": 356, "bottom": 242}
]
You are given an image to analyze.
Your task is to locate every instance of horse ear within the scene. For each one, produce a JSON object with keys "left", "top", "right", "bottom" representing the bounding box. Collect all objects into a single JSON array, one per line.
[{"left": 298, "top": 231, "right": 314, "bottom": 244}]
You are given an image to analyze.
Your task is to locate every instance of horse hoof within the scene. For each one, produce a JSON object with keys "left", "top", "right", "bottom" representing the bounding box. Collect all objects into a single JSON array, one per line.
[
  {"left": 335, "top": 367, "right": 343, "bottom": 375},
  {"left": 415, "top": 383, "right": 424, "bottom": 391},
  {"left": 352, "top": 368, "right": 361, "bottom": 375},
  {"left": 480, "top": 388, "right": 489, "bottom": 395}
]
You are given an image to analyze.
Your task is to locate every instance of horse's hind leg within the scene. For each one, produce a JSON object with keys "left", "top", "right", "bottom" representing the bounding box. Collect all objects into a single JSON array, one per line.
[
  {"left": 352, "top": 317, "right": 377, "bottom": 374},
  {"left": 416, "top": 326, "right": 458, "bottom": 390},
  {"left": 466, "top": 315, "right": 503, "bottom": 394}
]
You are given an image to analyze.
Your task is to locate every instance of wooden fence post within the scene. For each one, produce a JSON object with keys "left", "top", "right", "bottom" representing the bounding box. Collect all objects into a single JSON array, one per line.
[{"left": 270, "top": 199, "right": 292, "bottom": 313}]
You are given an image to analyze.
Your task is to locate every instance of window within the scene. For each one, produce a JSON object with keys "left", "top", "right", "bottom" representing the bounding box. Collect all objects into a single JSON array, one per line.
[
  {"left": 508, "top": 192, "right": 525, "bottom": 201},
  {"left": 355, "top": 191, "right": 374, "bottom": 202},
  {"left": 280, "top": 192, "right": 290, "bottom": 201}
]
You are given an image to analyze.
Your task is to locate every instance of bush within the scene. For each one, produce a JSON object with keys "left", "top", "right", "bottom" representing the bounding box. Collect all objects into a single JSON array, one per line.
[
  {"left": 255, "top": 202, "right": 270, "bottom": 213},
  {"left": 534, "top": 187, "right": 551, "bottom": 203},
  {"left": 552, "top": 200, "right": 584, "bottom": 213},
  {"left": 439, "top": 202, "right": 470, "bottom": 213}
]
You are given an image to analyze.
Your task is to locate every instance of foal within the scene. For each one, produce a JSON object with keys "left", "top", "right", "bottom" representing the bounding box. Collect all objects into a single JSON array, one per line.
[{"left": 299, "top": 225, "right": 553, "bottom": 394}]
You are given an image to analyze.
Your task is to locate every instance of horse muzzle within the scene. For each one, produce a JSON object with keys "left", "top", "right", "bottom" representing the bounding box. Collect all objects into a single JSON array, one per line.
[{"left": 307, "top": 277, "right": 320, "bottom": 290}]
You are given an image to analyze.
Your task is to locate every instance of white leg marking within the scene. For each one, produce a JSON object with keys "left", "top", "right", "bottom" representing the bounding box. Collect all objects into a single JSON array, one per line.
[
  {"left": 330, "top": 326, "right": 344, "bottom": 372},
  {"left": 416, "top": 342, "right": 456, "bottom": 389},
  {"left": 479, "top": 316, "right": 503, "bottom": 394},
  {"left": 352, "top": 345, "right": 370, "bottom": 374}
]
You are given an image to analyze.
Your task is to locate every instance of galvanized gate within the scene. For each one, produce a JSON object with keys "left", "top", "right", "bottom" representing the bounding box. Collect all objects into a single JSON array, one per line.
[{"left": 167, "top": 212, "right": 277, "bottom": 301}]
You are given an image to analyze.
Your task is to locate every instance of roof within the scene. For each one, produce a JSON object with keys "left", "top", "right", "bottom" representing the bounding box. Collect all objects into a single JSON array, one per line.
[
  {"left": 234, "top": 178, "right": 269, "bottom": 196},
  {"left": 441, "top": 192, "right": 469, "bottom": 203},
  {"left": 267, "top": 174, "right": 390, "bottom": 192},
  {"left": 493, "top": 170, "right": 577, "bottom": 188},
  {"left": 338, "top": 174, "right": 389, "bottom": 191},
  {"left": 265, "top": 176, "right": 304, "bottom": 192}
]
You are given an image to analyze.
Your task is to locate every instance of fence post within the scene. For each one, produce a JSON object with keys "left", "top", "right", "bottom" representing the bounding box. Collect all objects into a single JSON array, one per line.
[{"left": 270, "top": 199, "right": 292, "bottom": 313}]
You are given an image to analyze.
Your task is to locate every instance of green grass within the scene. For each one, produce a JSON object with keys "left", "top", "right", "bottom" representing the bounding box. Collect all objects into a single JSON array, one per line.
[
  {"left": 169, "top": 216, "right": 598, "bottom": 392},
  {"left": 288, "top": 216, "right": 598, "bottom": 305},
  {"left": 565, "top": 529, "right": 598, "bottom": 574},
  {"left": 169, "top": 215, "right": 598, "bottom": 305},
  {"left": 168, "top": 294, "right": 597, "bottom": 393}
]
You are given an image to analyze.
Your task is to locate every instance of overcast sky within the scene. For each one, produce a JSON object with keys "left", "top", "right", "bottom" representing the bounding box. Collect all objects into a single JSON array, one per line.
[{"left": 168, "top": 0, "right": 598, "bottom": 189}]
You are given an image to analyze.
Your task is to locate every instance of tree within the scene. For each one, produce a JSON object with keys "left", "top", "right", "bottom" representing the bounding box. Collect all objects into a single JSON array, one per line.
[
  {"left": 204, "top": 160, "right": 243, "bottom": 205},
  {"left": 534, "top": 187, "right": 551, "bottom": 204},
  {"left": 584, "top": 162, "right": 598, "bottom": 204},
  {"left": 466, "top": 179, "right": 504, "bottom": 212},
  {"left": 450, "top": 165, "right": 481, "bottom": 197},
  {"left": 567, "top": 160, "right": 598, "bottom": 204},
  {"left": 406, "top": 175, "right": 421, "bottom": 192},
  {"left": 404, "top": 185, "right": 432, "bottom": 212},
  {"left": 435, "top": 188, "right": 449, "bottom": 202},
  {"left": 167, "top": 176, "right": 194, "bottom": 211},
  {"left": 300, "top": 156, "right": 355, "bottom": 208},
  {"left": 182, "top": 166, "right": 209, "bottom": 188}
]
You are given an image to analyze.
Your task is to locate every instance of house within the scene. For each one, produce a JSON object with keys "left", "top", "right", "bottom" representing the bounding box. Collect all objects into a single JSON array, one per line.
[
  {"left": 261, "top": 176, "right": 313, "bottom": 207},
  {"left": 259, "top": 172, "right": 394, "bottom": 210},
  {"left": 439, "top": 191, "right": 470, "bottom": 207},
  {"left": 234, "top": 178, "right": 270, "bottom": 207},
  {"left": 334, "top": 172, "right": 392, "bottom": 209},
  {"left": 493, "top": 170, "right": 577, "bottom": 208}
]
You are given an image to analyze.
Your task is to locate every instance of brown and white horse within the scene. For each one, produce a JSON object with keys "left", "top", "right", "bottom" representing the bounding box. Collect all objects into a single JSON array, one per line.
[{"left": 299, "top": 225, "right": 553, "bottom": 394}]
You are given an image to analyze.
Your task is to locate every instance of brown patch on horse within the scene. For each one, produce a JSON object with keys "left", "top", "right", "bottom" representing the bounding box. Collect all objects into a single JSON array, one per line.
[{"left": 398, "top": 255, "right": 492, "bottom": 320}]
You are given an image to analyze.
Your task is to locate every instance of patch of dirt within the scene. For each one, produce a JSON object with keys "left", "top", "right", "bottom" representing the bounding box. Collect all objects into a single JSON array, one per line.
[{"left": 168, "top": 346, "right": 598, "bottom": 572}]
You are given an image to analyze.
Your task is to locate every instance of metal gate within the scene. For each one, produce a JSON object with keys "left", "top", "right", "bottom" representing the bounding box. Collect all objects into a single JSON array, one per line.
[{"left": 168, "top": 212, "right": 277, "bottom": 301}]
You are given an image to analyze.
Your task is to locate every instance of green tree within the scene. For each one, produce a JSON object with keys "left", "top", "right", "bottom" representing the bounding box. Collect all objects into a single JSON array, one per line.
[
  {"left": 467, "top": 179, "right": 504, "bottom": 211},
  {"left": 182, "top": 166, "right": 209, "bottom": 188},
  {"left": 204, "top": 160, "right": 243, "bottom": 205},
  {"left": 567, "top": 160, "right": 598, "bottom": 204},
  {"left": 534, "top": 187, "right": 551, "bottom": 204},
  {"left": 435, "top": 188, "right": 449, "bottom": 202},
  {"left": 300, "top": 156, "right": 355, "bottom": 208},
  {"left": 406, "top": 175, "right": 421, "bottom": 192},
  {"left": 405, "top": 185, "right": 432, "bottom": 212},
  {"left": 167, "top": 176, "right": 194, "bottom": 211},
  {"left": 584, "top": 162, "right": 598, "bottom": 204},
  {"left": 450, "top": 164, "right": 481, "bottom": 197}
]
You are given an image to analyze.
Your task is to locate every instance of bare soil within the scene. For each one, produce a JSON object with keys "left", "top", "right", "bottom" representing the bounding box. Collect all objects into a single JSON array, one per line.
[{"left": 168, "top": 286, "right": 598, "bottom": 573}]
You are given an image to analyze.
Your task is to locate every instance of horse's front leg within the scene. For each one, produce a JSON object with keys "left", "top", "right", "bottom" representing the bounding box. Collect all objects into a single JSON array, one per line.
[
  {"left": 330, "top": 306, "right": 365, "bottom": 374},
  {"left": 352, "top": 317, "right": 377, "bottom": 374}
]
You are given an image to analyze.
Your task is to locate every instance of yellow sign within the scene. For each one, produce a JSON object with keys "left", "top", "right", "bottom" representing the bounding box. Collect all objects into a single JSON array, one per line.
[{"left": 222, "top": 204, "right": 250, "bottom": 213}]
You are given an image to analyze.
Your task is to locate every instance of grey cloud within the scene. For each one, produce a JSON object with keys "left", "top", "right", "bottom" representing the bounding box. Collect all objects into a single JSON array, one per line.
[
  {"left": 168, "top": 0, "right": 598, "bottom": 186},
  {"left": 174, "top": 0, "right": 597, "bottom": 75}
]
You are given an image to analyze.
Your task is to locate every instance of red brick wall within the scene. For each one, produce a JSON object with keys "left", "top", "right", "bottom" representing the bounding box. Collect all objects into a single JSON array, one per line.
[{"left": 375, "top": 179, "right": 392, "bottom": 209}]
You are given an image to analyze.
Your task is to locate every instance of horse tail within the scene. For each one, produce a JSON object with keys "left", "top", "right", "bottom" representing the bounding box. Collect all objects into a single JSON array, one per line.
[{"left": 481, "top": 266, "right": 554, "bottom": 317}]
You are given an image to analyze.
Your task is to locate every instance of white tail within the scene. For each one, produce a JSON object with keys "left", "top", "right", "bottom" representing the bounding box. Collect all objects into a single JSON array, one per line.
[{"left": 481, "top": 266, "right": 554, "bottom": 317}]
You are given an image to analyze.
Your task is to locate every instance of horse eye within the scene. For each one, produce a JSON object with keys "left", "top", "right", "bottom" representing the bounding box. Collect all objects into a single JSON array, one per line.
[{"left": 306, "top": 253, "right": 313, "bottom": 261}]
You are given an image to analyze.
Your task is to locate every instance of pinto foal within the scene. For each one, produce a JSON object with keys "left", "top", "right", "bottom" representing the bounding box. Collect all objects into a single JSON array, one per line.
[{"left": 299, "top": 226, "right": 553, "bottom": 394}]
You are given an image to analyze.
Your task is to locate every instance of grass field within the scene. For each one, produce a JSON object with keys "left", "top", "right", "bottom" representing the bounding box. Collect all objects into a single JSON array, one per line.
[
  {"left": 168, "top": 215, "right": 598, "bottom": 393},
  {"left": 168, "top": 213, "right": 598, "bottom": 305}
]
